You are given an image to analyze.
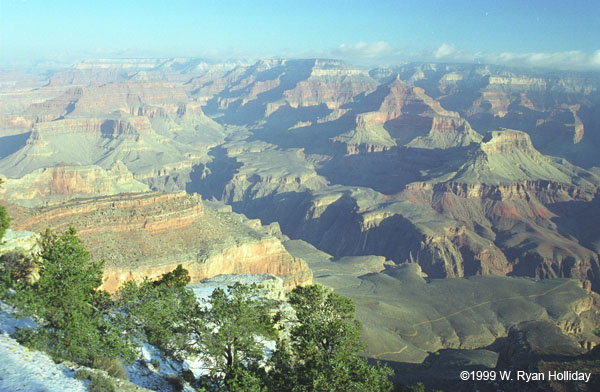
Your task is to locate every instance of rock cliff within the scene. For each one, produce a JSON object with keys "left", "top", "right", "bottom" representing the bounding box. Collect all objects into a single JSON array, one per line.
[
  {"left": 7, "top": 192, "right": 312, "bottom": 290},
  {"left": 2, "top": 162, "right": 149, "bottom": 206}
]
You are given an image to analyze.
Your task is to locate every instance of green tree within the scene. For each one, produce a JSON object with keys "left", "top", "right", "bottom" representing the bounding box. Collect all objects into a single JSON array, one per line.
[
  {"left": 0, "top": 178, "right": 10, "bottom": 243},
  {"left": 223, "top": 365, "right": 268, "bottom": 392},
  {"left": 117, "top": 268, "right": 197, "bottom": 360},
  {"left": 192, "top": 282, "right": 276, "bottom": 388},
  {"left": 0, "top": 252, "right": 35, "bottom": 299},
  {"left": 270, "top": 284, "right": 393, "bottom": 392},
  {"left": 119, "top": 273, "right": 276, "bottom": 390},
  {"left": 15, "top": 227, "right": 135, "bottom": 364},
  {"left": 154, "top": 263, "right": 191, "bottom": 288}
]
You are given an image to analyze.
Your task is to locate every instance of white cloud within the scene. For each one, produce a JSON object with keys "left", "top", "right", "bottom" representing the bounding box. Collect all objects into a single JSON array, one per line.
[
  {"left": 592, "top": 50, "right": 600, "bottom": 66},
  {"left": 432, "top": 44, "right": 600, "bottom": 71},
  {"left": 319, "top": 41, "right": 600, "bottom": 71},
  {"left": 332, "top": 41, "right": 393, "bottom": 59},
  {"left": 434, "top": 43, "right": 460, "bottom": 59}
]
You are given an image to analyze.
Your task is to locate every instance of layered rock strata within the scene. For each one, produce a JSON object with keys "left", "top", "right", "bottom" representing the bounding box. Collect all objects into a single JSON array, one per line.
[{"left": 8, "top": 192, "right": 312, "bottom": 291}]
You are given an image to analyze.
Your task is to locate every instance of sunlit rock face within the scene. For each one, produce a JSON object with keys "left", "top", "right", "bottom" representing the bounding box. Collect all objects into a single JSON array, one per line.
[
  {"left": 2, "top": 163, "right": 150, "bottom": 206},
  {"left": 181, "top": 61, "right": 600, "bottom": 292},
  {"left": 5, "top": 192, "right": 312, "bottom": 291},
  {"left": 0, "top": 229, "right": 39, "bottom": 255}
]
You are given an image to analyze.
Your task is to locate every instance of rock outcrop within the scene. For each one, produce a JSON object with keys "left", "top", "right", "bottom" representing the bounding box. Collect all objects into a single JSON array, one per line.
[
  {"left": 330, "top": 78, "right": 482, "bottom": 154},
  {"left": 498, "top": 320, "right": 588, "bottom": 369},
  {"left": 7, "top": 192, "right": 312, "bottom": 291},
  {"left": 494, "top": 320, "right": 600, "bottom": 391},
  {"left": 2, "top": 162, "right": 149, "bottom": 206},
  {"left": 0, "top": 229, "right": 39, "bottom": 255}
]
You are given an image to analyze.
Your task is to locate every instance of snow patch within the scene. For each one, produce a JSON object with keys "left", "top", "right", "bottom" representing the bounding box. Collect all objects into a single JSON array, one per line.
[{"left": 0, "top": 302, "right": 85, "bottom": 392}]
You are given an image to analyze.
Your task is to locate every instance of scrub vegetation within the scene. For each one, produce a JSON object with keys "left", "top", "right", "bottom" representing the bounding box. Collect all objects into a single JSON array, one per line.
[{"left": 0, "top": 227, "right": 394, "bottom": 391}]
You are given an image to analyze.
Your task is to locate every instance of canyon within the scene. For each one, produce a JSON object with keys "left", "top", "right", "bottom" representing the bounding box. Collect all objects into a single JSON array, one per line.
[{"left": 1, "top": 57, "right": 600, "bottom": 384}]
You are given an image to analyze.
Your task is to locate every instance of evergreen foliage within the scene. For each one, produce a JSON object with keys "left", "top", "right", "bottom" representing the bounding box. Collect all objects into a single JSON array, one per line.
[
  {"left": 0, "top": 252, "right": 35, "bottom": 299},
  {"left": 396, "top": 382, "right": 426, "bottom": 392},
  {"left": 116, "top": 268, "right": 197, "bottom": 360},
  {"left": 0, "top": 225, "right": 397, "bottom": 390},
  {"left": 270, "top": 284, "right": 393, "bottom": 392},
  {"left": 14, "top": 227, "right": 135, "bottom": 365},
  {"left": 0, "top": 252, "right": 35, "bottom": 283},
  {"left": 118, "top": 277, "right": 277, "bottom": 390},
  {"left": 223, "top": 365, "right": 268, "bottom": 392},
  {"left": 192, "top": 282, "right": 276, "bottom": 387},
  {"left": 154, "top": 263, "right": 191, "bottom": 288},
  {"left": 0, "top": 178, "right": 9, "bottom": 243},
  {"left": 0, "top": 206, "right": 8, "bottom": 244}
]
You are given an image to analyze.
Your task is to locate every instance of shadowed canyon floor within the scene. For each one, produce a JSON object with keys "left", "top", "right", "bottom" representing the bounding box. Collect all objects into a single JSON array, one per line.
[{"left": 286, "top": 239, "right": 600, "bottom": 387}]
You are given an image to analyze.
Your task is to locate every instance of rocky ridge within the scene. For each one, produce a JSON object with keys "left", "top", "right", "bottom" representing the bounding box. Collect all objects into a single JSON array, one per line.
[
  {"left": 178, "top": 61, "right": 600, "bottom": 291},
  {"left": 5, "top": 192, "right": 312, "bottom": 290}
]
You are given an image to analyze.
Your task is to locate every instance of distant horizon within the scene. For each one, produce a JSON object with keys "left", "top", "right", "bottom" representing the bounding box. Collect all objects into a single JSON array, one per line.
[
  {"left": 4, "top": 55, "right": 600, "bottom": 76},
  {"left": 2, "top": 0, "right": 599, "bottom": 72}
]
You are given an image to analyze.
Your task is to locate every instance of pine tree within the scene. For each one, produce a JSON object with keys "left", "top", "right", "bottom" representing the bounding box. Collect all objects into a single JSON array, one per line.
[
  {"left": 270, "top": 284, "right": 393, "bottom": 392},
  {"left": 117, "top": 269, "right": 197, "bottom": 360},
  {"left": 193, "top": 282, "right": 276, "bottom": 388},
  {"left": 16, "top": 227, "right": 134, "bottom": 364}
]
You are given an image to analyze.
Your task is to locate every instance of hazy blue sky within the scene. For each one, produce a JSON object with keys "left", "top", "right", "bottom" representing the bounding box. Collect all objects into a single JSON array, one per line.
[{"left": 1, "top": 0, "right": 599, "bottom": 69}]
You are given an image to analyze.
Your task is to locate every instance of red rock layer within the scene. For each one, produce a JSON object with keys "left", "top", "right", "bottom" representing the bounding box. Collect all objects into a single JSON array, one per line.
[{"left": 10, "top": 192, "right": 312, "bottom": 291}]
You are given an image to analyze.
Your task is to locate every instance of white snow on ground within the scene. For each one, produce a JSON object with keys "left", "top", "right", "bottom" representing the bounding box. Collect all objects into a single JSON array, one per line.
[
  {"left": 0, "top": 274, "right": 285, "bottom": 392},
  {"left": 0, "top": 301, "right": 36, "bottom": 336},
  {"left": 189, "top": 273, "right": 286, "bottom": 303},
  {"left": 126, "top": 342, "right": 198, "bottom": 391},
  {"left": 0, "top": 334, "right": 87, "bottom": 392},
  {"left": 0, "top": 303, "right": 86, "bottom": 392}
]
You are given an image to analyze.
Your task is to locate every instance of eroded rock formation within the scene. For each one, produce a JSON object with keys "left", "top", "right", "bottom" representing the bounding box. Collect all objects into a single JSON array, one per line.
[{"left": 7, "top": 192, "right": 312, "bottom": 290}]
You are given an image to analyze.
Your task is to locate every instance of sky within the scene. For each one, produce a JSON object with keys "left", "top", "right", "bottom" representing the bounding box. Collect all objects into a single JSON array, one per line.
[{"left": 1, "top": 0, "right": 599, "bottom": 70}]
